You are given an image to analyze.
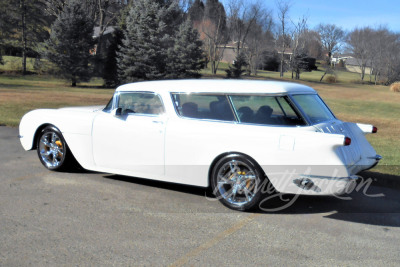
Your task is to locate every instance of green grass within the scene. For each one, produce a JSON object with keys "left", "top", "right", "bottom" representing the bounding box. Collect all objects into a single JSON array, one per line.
[{"left": 0, "top": 75, "right": 113, "bottom": 126}]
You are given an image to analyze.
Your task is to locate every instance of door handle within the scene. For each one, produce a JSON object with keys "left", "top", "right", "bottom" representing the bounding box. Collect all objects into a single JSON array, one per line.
[{"left": 152, "top": 120, "right": 164, "bottom": 124}]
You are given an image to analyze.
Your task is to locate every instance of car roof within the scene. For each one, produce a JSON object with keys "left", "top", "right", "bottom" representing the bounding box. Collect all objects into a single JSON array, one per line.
[{"left": 116, "top": 79, "right": 316, "bottom": 94}]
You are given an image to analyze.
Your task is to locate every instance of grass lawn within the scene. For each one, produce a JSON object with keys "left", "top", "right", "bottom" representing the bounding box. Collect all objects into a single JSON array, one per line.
[
  {"left": 0, "top": 65, "right": 399, "bottom": 175},
  {"left": 0, "top": 75, "right": 114, "bottom": 126}
]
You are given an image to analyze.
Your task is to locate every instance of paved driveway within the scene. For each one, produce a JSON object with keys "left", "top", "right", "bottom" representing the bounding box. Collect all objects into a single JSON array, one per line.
[{"left": 1, "top": 126, "right": 400, "bottom": 266}]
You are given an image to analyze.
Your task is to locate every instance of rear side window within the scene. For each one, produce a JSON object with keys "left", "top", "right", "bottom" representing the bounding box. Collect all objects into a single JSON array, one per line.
[
  {"left": 172, "top": 94, "right": 235, "bottom": 121},
  {"left": 118, "top": 92, "right": 164, "bottom": 115},
  {"left": 230, "top": 95, "right": 305, "bottom": 126}
]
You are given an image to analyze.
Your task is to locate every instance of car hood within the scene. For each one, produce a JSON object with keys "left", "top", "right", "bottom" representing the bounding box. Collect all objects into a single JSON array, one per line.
[{"left": 57, "top": 106, "right": 105, "bottom": 113}]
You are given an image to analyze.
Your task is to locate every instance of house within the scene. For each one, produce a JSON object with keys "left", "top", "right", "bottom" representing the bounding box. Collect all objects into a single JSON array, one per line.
[
  {"left": 345, "top": 57, "right": 373, "bottom": 74},
  {"left": 331, "top": 54, "right": 352, "bottom": 66},
  {"left": 219, "top": 42, "right": 241, "bottom": 64}
]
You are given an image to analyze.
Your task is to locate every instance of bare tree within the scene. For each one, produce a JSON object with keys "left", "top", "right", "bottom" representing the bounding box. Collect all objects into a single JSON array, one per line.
[
  {"left": 289, "top": 16, "right": 308, "bottom": 79},
  {"left": 303, "top": 30, "right": 322, "bottom": 59},
  {"left": 346, "top": 27, "right": 373, "bottom": 81},
  {"left": 369, "top": 27, "right": 400, "bottom": 84},
  {"left": 226, "top": 0, "right": 263, "bottom": 58},
  {"left": 316, "top": 23, "right": 344, "bottom": 81},
  {"left": 276, "top": 0, "right": 290, "bottom": 77},
  {"left": 194, "top": 17, "right": 227, "bottom": 74},
  {"left": 245, "top": 13, "right": 274, "bottom": 76}
]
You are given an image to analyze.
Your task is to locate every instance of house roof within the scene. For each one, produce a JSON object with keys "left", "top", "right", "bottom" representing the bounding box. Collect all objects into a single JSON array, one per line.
[{"left": 93, "top": 26, "right": 116, "bottom": 38}]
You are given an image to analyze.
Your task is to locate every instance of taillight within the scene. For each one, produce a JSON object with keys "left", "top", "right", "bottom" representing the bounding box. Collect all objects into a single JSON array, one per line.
[
  {"left": 372, "top": 126, "right": 378, "bottom": 133},
  {"left": 344, "top": 137, "right": 351, "bottom": 146}
]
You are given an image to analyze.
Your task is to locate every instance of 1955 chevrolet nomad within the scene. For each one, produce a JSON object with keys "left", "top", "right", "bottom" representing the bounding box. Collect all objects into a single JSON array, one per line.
[{"left": 19, "top": 80, "right": 381, "bottom": 210}]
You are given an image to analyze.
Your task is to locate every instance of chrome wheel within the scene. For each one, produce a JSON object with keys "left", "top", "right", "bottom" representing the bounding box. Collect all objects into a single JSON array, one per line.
[
  {"left": 37, "top": 127, "right": 67, "bottom": 170},
  {"left": 212, "top": 155, "right": 263, "bottom": 210}
]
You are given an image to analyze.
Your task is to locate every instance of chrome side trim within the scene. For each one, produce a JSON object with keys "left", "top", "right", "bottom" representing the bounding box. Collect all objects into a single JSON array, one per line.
[{"left": 298, "top": 174, "right": 359, "bottom": 181}]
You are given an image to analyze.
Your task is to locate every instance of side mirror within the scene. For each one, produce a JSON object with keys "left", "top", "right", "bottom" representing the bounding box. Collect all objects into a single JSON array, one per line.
[{"left": 111, "top": 107, "right": 122, "bottom": 117}]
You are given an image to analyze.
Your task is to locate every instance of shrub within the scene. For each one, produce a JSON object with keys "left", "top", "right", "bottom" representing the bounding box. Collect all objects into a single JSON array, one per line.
[
  {"left": 325, "top": 75, "right": 337, "bottom": 83},
  {"left": 390, "top": 82, "right": 400, "bottom": 93}
]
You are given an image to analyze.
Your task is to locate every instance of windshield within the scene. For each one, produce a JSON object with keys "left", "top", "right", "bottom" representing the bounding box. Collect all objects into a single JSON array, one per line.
[
  {"left": 292, "top": 94, "right": 335, "bottom": 124},
  {"left": 103, "top": 97, "right": 113, "bottom": 112}
]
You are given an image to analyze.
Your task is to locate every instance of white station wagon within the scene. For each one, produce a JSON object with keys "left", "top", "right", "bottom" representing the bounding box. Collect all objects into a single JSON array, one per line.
[{"left": 19, "top": 80, "right": 381, "bottom": 211}]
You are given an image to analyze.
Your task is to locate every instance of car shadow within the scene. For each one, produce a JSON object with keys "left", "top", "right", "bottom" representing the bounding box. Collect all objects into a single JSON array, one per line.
[
  {"left": 102, "top": 173, "right": 400, "bottom": 227},
  {"left": 103, "top": 174, "right": 211, "bottom": 197}
]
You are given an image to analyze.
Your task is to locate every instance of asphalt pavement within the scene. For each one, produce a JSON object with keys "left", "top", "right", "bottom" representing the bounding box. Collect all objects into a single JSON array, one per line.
[{"left": 1, "top": 126, "right": 400, "bottom": 266}]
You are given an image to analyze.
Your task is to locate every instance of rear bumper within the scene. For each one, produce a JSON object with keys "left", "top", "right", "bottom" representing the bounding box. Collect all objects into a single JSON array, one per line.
[
  {"left": 349, "top": 154, "right": 382, "bottom": 174},
  {"left": 268, "top": 168, "right": 360, "bottom": 196}
]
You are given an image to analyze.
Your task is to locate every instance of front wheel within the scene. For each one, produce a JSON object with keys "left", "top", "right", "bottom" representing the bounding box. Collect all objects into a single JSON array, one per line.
[
  {"left": 37, "top": 126, "right": 71, "bottom": 171},
  {"left": 211, "top": 154, "right": 267, "bottom": 211}
]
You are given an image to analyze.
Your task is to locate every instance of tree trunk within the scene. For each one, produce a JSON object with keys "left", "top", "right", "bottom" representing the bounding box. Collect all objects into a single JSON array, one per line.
[
  {"left": 211, "top": 61, "right": 216, "bottom": 74},
  {"left": 320, "top": 68, "right": 328, "bottom": 82},
  {"left": 21, "top": 0, "right": 27, "bottom": 75}
]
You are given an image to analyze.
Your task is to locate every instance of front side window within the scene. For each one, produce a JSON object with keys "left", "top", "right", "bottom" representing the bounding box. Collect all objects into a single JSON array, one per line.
[
  {"left": 117, "top": 92, "right": 164, "bottom": 115},
  {"left": 172, "top": 94, "right": 235, "bottom": 121},
  {"left": 291, "top": 94, "right": 335, "bottom": 124},
  {"left": 230, "top": 95, "right": 305, "bottom": 126}
]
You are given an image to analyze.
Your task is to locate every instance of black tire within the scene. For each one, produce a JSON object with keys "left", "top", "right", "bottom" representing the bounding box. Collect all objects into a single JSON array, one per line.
[
  {"left": 211, "top": 154, "right": 267, "bottom": 211},
  {"left": 36, "top": 125, "right": 72, "bottom": 171}
]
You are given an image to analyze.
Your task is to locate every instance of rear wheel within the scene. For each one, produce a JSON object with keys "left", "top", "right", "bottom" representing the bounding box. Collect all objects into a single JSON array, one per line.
[
  {"left": 37, "top": 126, "right": 71, "bottom": 171},
  {"left": 211, "top": 154, "right": 266, "bottom": 211}
]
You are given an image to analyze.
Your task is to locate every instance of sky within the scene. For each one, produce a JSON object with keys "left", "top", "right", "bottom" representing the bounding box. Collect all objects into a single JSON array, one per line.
[
  {"left": 284, "top": 0, "right": 400, "bottom": 32},
  {"left": 221, "top": 0, "right": 400, "bottom": 33}
]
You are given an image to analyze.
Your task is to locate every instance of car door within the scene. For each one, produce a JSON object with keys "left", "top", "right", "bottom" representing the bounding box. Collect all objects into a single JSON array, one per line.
[{"left": 92, "top": 91, "right": 166, "bottom": 177}]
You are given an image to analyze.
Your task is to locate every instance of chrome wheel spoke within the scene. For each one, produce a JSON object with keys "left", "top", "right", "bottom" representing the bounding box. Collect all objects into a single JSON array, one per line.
[
  {"left": 229, "top": 162, "right": 239, "bottom": 173},
  {"left": 52, "top": 156, "right": 60, "bottom": 166},
  {"left": 40, "top": 138, "right": 50, "bottom": 147},
  {"left": 40, "top": 150, "right": 52, "bottom": 157},
  {"left": 217, "top": 180, "right": 233, "bottom": 186},
  {"left": 230, "top": 187, "right": 238, "bottom": 201},
  {"left": 244, "top": 173, "right": 256, "bottom": 180},
  {"left": 243, "top": 187, "right": 254, "bottom": 202},
  {"left": 51, "top": 133, "right": 57, "bottom": 144}
]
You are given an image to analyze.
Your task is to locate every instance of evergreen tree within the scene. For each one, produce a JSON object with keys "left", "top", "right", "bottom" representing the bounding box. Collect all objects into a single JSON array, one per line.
[
  {"left": 226, "top": 53, "right": 247, "bottom": 78},
  {"left": 118, "top": 0, "right": 174, "bottom": 82},
  {"left": 0, "top": 0, "right": 50, "bottom": 74},
  {"left": 46, "top": 0, "right": 95, "bottom": 86},
  {"left": 118, "top": 0, "right": 203, "bottom": 82},
  {"left": 188, "top": 0, "right": 205, "bottom": 22},
  {"left": 103, "top": 29, "right": 123, "bottom": 87},
  {"left": 166, "top": 20, "right": 204, "bottom": 78},
  {"left": 204, "top": 0, "right": 227, "bottom": 33}
]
